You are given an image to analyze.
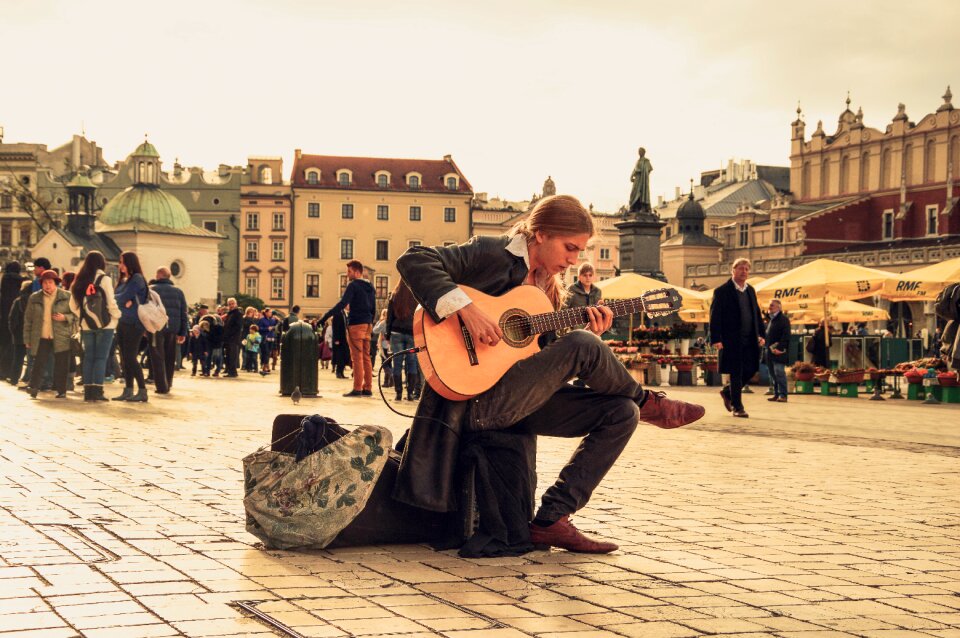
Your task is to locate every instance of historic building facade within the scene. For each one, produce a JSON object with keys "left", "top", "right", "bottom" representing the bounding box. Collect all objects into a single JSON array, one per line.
[
  {"left": 239, "top": 157, "right": 292, "bottom": 311},
  {"left": 289, "top": 151, "right": 473, "bottom": 316}
]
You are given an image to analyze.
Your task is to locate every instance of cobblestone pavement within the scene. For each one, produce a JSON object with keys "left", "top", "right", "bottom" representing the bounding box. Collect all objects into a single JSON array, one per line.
[{"left": 0, "top": 369, "right": 958, "bottom": 638}]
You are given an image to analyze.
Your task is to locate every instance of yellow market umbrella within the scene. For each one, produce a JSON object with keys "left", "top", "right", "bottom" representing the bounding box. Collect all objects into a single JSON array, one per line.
[
  {"left": 787, "top": 298, "right": 890, "bottom": 324},
  {"left": 754, "top": 258, "right": 896, "bottom": 305},
  {"left": 880, "top": 256, "right": 960, "bottom": 301}
]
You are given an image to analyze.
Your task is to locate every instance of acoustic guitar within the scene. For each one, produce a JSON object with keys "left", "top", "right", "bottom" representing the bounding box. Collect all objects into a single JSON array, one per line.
[{"left": 413, "top": 285, "right": 682, "bottom": 400}]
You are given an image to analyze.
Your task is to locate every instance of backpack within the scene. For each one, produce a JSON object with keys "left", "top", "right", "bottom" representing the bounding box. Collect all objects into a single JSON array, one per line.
[
  {"left": 80, "top": 274, "right": 112, "bottom": 330},
  {"left": 138, "top": 287, "right": 169, "bottom": 333}
]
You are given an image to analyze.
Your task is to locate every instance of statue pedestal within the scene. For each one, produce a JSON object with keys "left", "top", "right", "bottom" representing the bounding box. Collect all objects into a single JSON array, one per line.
[{"left": 616, "top": 212, "right": 666, "bottom": 281}]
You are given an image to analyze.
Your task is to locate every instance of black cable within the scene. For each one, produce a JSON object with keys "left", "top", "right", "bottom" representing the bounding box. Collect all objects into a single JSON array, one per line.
[{"left": 377, "top": 347, "right": 461, "bottom": 438}]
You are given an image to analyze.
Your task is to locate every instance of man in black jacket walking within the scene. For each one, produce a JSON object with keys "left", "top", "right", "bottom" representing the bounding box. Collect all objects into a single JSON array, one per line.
[
  {"left": 710, "top": 258, "right": 765, "bottom": 418},
  {"left": 764, "top": 300, "right": 791, "bottom": 402},
  {"left": 222, "top": 297, "right": 244, "bottom": 377},
  {"left": 149, "top": 268, "right": 189, "bottom": 394},
  {"left": 320, "top": 260, "right": 376, "bottom": 397}
]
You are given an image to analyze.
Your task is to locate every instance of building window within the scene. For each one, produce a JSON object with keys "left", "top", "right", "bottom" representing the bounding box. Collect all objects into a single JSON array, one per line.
[
  {"left": 377, "top": 205, "right": 389, "bottom": 220},
  {"left": 1, "top": 223, "right": 11, "bottom": 246},
  {"left": 305, "top": 274, "right": 320, "bottom": 298},
  {"left": 212, "top": 198, "right": 220, "bottom": 206},
  {"left": 338, "top": 172, "right": 351, "bottom": 186},
  {"left": 377, "top": 174, "right": 389, "bottom": 188},
  {"left": 738, "top": 223, "right": 749, "bottom": 247},
  {"left": 339, "top": 274, "right": 348, "bottom": 295},
  {"left": 882, "top": 209, "right": 894, "bottom": 240},
  {"left": 246, "top": 241, "right": 259, "bottom": 261},
  {"left": 272, "top": 212, "right": 284, "bottom": 231},
  {"left": 245, "top": 276, "right": 258, "bottom": 297},
  {"left": 711, "top": 224, "right": 719, "bottom": 238},
  {"left": 340, "top": 238, "right": 354, "bottom": 260},
  {"left": 0, "top": 194, "right": 11, "bottom": 210},
  {"left": 446, "top": 176, "right": 458, "bottom": 190},
  {"left": 306, "top": 237, "right": 320, "bottom": 259},
  {"left": 926, "top": 205, "right": 939, "bottom": 235},
  {"left": 773, "top": 220, "right": 785, "bottom": 244},
  {"left": 599, "top": 247, "right": 611, "bottom": 260},
  {"left": 259, "top": 166, "right": 273, "bottom": 184},
  {"left": 307, "top": 202, "right": 320, "bottom": 218},
  {"left": 409, "top": 206, "right": 421, "bottom": 221},
  {"left": 375, "top": 275, "right": 389, "bottom": 299},
  {"left": 271, "top": 276, "right": 284, "bottom": 300},
  {"left": 408, "top": 240, "right": 421, "bottom": 248},
  {"left": 272, "top": 241, "right": 284, "bottom": 261},
  {"left": 306, "top": 170, "right": 319, "bottom": 185},
  {"left": 665, "top": 227, "right": 672, "bottom": 240},
  {"left": 203, "top": 220, "right": 218, "bottom": 233},
  {"left": 376, "top": 240, "right": 389, "bottom": 261},
  {"left": 246, "top": 212, "right": 259, "bottom": 230},
  {"left": 341, "top": 203, "right": 354, "bottom": 219},
  {"left": 408, "top": 175, "right": 420, "bottom": 189},
  {"left": 444, "top": 207, "right": 456, "bottom": 223}
]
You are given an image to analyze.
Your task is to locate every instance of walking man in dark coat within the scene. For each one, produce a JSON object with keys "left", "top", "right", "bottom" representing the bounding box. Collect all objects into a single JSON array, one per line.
[
  {"left": 764, "top": 299, "right": 791, "bottom": 403},
  {"left": 149, "top": 267, "right": 189, "bottom": 394},
  {"left": 222, "top": 297, "right": 244, "bottom": 377},
  {"left": 710, "top": 258, "right": 765, "bottom": 418},
  {"left": 0, "top": 261, "right": 25, "bottom": 379}
]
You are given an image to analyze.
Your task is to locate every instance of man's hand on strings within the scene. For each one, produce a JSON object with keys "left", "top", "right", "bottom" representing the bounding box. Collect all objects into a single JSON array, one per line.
[
  {"left": 584, "top": 303, "right": 613, "bottom": 336},
  {"left": 458, "top": 302, "right": 503, "bottom": 347}
]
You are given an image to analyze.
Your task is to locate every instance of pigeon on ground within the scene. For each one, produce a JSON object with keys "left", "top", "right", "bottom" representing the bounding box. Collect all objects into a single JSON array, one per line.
[{"left": 291, "top": 386, "right": 301, "bottom": 405}]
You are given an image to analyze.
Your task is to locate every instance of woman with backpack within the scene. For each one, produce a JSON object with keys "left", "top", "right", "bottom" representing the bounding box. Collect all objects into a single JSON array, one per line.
[
  {"left": 69, "top": 251, "right": 121, "bottom": 402},
  {"left": 113, "top": 251, "right": 149, "bottom": 402}
]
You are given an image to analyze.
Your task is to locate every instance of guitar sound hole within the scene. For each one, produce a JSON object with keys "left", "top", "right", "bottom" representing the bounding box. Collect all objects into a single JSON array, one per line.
[{"left": 500, "top": 310, "right": 534, "bottom": 348}]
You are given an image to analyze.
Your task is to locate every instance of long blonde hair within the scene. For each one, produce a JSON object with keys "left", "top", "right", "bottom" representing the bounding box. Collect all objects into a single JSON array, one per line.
[{"left": 509, "top": 194, "right": 594, "bottom": 309}]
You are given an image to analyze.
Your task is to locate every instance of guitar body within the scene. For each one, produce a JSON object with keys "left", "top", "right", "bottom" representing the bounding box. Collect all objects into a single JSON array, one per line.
[{"left": 414, "top": 285, "right": 554, "bottom": 401}]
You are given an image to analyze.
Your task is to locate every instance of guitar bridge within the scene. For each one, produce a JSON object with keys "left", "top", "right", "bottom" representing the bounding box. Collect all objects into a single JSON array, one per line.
[{"left": 458, "top": 316, "right": 479, "bottom": 366}]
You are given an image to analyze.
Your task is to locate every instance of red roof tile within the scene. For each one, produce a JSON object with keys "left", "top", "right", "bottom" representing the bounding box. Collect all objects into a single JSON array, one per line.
[{"left": 290, "top": 153, "right": 473, "bottom": 194}]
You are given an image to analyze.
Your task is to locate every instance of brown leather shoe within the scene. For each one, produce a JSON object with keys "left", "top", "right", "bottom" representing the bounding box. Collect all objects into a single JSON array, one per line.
[
  {"left": 767, "top": 396, "right": 780, "bottom": 402},
  {"left": 776, "top": 397, "right": 788, "bottom": 403},
  {"left": 733, "top": 410, "right": 749, "bottom": 418},
  {"left": 528, "top": 516, "right": 618, "bottom": 554},
  {"left": 637, "top": 391, "right": 705, "bottom": 429},
  {"left": 720, "top": 387, "right": 733, "bottom": 412}
]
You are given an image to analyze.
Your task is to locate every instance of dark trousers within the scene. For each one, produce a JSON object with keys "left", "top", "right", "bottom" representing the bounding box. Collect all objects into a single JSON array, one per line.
[
  {"left": 7, "top": 344, "right": 25, "bottom": 384},
  {"left": 29, "top": 339, "right": 69, "bottom": 394},
  {"left": 149, "top": 329, "right": 178, "bottom": 393},
  {"left": 117, "top": 322, "right": 146, "bottom": 390},
  {"left": 225, "top": 341, "right": 240, "bottom": 376},
  {"left": 471, "top": 330, "right": 642, "bottom": 522},
  {"left": 0, "top": 332, "right": 11, "bottom": 380}
]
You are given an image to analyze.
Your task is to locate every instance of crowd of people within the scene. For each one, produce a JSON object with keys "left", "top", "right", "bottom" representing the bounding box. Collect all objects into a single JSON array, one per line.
[{"left": 0, "top": 251, "right": 426, "bottom": 404}]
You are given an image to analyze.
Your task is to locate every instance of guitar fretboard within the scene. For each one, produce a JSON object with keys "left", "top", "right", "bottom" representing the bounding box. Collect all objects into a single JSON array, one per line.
[{"left": 525, "top": 297, "right": 655, "bottom": 335}]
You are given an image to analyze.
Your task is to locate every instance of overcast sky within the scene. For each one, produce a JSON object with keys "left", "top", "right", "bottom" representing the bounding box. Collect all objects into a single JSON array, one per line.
[{"left": 3, "top": 0, "right": 958, "bottom": 211}]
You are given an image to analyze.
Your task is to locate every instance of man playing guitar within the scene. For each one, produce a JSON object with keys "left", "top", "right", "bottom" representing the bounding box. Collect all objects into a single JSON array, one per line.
[{"left": 395, "top": 194, "right": 705, "bottom": 553}]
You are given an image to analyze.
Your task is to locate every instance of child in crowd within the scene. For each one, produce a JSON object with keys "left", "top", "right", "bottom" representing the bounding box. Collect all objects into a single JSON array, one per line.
[{"left": 243, "top": 324, "right": 261, "bottom": 372}]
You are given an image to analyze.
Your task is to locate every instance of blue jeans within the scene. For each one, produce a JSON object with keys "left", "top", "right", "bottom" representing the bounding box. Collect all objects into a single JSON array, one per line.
[
  {"left": 389, "top": 333, "right": 418, "bottom": 382},
  {"left": 81, "top": 328, "right": 115, "bottom": 386},
  {"left": 767, "top": 359, "right": 788, "bottom": 398},
  {"left": 204, "top": 347, "right": 223, "bottom": 374}
]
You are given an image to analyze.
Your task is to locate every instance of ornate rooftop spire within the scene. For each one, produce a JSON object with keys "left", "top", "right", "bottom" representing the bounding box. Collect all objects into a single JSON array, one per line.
[
  {"left": 938, "top": 85, "right": 954, "bottom": 112},
  {"left": 893, "top": 102, "right": 908, "bottom": 122}
]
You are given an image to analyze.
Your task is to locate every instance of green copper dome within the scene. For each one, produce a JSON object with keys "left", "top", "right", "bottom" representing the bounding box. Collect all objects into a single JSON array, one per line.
[
  {"left": 133, "top": 141, "right": 160, "bottom": 158},
  {"left": 66, "top": 173, "right": 97, "bottom": 189},
  {"left": 101, "top": 185, "right": 192, "bottom": 229}
]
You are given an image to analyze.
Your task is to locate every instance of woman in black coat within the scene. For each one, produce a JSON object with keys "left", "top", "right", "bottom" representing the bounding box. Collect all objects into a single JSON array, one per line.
[
  {"left": 329, "top": 309, "right": 350, "bottom": 379},
  {"left": 808, "top": 319, "right": 830, "bottom": 368},
  {"left": 0, "top": 261, "right": 25, "bottom": 379}
]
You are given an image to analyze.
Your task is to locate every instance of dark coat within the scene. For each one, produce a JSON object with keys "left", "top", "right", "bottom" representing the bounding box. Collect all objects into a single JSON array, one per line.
[
  {"left": 563, "top": 281, "right": 601, "bottom": 309},
  {"left": 330, "top": 310, "right": 350, "bottom": 367},
  {"left": 8, "top": 283, "right": 32, "bottom": 346},
  {"left": 394, "top": 235, "right": 530, "bottom": 512},
  {"left": 385, "top": 293, "right": 415, "bottom": 337},
  {"left": 321, "top": 279, "right": 376, "bottom": 326},
  {"left": 764, "top": 311, "right": 791, "bottom": 365},
  {"left": 150, "top": 279, "right": 189, "bottom": 337},
  {"left": 222, "top": 307, "right": 244, "bottom": 344},
  {"left": 709, "top": 279, "right": 764, "bottom": 377},
  {"left": 0, "top": 270, "right": 25, "bottom": 334},
  {"left": 809, "top": 327, "right": 830, "bottom": 368}
]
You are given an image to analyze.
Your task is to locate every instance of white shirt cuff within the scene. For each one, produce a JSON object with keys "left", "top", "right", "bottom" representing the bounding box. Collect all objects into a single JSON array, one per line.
[{"left": 435, "top": 287, "right": 473, "bottom": 319}]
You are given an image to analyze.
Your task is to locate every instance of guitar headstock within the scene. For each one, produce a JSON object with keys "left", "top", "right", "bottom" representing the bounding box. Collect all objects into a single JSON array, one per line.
[{"left": 641, "top": 288, "right": 683, "bottom": 317}]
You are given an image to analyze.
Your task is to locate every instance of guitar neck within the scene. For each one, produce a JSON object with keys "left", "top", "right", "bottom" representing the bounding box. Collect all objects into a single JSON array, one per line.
[{"left": 528, "top": 298, "right": 648, "bottom": 334}]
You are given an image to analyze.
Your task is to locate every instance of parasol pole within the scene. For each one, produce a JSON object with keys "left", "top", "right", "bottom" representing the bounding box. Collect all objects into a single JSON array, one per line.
[{"left": 823, "top": 295, "right": 830, "bottom": 349}]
